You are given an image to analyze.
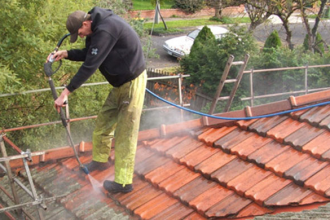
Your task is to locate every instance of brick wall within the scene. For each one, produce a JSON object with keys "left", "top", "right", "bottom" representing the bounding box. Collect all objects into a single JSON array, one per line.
[{"left": 128, "top": 5, "right": 245, "bottom": 19}]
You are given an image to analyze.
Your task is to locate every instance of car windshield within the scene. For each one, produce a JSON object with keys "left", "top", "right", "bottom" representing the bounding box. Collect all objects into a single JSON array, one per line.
[{"left": 187, "top": 30, "right": 200, "bottom": 40}]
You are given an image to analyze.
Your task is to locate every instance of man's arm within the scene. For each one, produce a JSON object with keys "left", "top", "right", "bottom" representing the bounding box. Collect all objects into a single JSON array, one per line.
[{"left": 54, "top": 88, "right": 71, "bottom": 113}]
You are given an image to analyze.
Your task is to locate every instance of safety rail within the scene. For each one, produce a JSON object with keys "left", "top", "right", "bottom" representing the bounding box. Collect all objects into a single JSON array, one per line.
[
  {"left": 194, "top": 61, "right": 330, "bottom": 113},
  {"left": 242, "top": 64, "right": 330, "bottom": 107}
]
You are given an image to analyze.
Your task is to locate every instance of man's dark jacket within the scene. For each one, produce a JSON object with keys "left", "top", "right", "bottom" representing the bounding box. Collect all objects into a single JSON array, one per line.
[{"left": 66, "top": 7, "right": 145, "bottom": 92}]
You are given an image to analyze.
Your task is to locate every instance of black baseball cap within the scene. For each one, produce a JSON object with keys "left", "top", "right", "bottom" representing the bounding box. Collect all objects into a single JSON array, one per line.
[{"left": 66, "top": 10, "right": 88, "bottom": 43}]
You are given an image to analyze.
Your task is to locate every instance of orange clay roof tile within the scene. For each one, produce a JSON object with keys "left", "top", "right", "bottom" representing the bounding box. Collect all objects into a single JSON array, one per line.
[{"left": 4, "top": 89, "right": 330, "bottom": 219}]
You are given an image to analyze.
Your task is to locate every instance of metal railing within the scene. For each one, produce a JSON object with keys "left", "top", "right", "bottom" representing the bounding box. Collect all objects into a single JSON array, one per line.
[
  {"left": 0, "top": 74, "right": 190, "bottom": 134},
  {"left": 242, "top": 64, "right": 330, "bottom": 107}
]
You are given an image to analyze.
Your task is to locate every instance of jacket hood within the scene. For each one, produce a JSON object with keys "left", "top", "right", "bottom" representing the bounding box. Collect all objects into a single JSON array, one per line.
[{"left": 88, "top": 7, "right": 113, "bottom": 31}]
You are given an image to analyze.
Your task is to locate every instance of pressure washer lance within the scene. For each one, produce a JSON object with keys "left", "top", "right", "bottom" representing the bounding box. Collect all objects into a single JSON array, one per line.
[{"left": 44, "top": 33, "right": 89, "bottom": 175}]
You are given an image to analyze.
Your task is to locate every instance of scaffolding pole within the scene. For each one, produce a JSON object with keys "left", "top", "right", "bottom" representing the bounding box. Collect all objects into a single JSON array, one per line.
[{"left": 0, "top": 134, "right": 67, "bottom": 220}]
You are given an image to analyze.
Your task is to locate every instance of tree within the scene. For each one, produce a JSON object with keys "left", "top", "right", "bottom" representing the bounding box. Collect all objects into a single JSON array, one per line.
[
  {"left": 245, "top": 0, "right": 323, "bottom": 50},
  {"left": 0, "top": 0, "right": 136, "bottom": 151},
  {"left": 303, "top": 32, "right": 325, "bottom": 55},
  {"left": 246, "top": 0, "right": 298, "bottom": 49},
  {"left": 296, "top": 0, "right": 327, "bottom": 54},
  {"left": 244, "top": 0, "right": 272, "bottom": 31}
]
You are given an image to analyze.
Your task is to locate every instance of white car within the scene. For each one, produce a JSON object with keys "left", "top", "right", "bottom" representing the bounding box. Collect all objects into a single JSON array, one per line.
[{"left": 163, "top": 26, "right": 229, "bottom": 58}]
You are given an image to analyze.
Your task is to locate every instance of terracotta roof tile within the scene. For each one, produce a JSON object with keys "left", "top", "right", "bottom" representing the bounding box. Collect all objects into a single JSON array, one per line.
[
  {"left": 226, "top": 167, "right": 272, "bottom": 196},
  {"left": 319, "top": 114, "right": 330, "bottom": 129},
  {"left": 179, "top": 144, "right": 219, "bottom": 169},
  {"left": 165, "top": 138, "right": 202, "bottom": 161},
  {"left": 3, "top": 89, "right": 330, "bottom": 219},
  {"left": 214, "top": 128, "right": 254, "bottom": 153},
  {"left": 205, "top": 193, "right": 252, "bottom": 218},
  {"left": 300, "top": 105, "right": 330, "bottom": 125},
  {"left": 194, "top": 150, "right": 236, "bottom": 176},
  {"left": 265, "top": 148, "right": 309, "bottom": 177},
  {"left": 283, "top": 124, "right": 323, "bottom": 150},
  {"left": 230, "top": 134, "right": 272, "bottom": 159},
  {"left": 173, "top": 177, "right": 217, "bottom": 203},
  {"left": 150, "top": 201, "right": 194, "bottom": 220},
  {"left": 189, "top": 185, "right": 235, "bottom": 214},
  {"left": 304, "top": 165, "right": 330, "bottom": 194},
  {"left": 157, "top": 168, "right": 200, "bottom": 194},
  {"left": 144, "top": 161, "right": 184, "bottom": 185},
  {"left": 283, "top": 157, "right": 328, "bottom": 185},
  {"left": 244, "top": 174, "right": 292, "bottom": 206},
  {"left": 247, "top": 141, "right": 291, "bottom": 166},
  {"left": 197, "top": 126, "right": 236, "bottom": 145},
  {"left": 264, "top": 183, "right": 314, "bottom": 206},
  {"left": 211, "top": 158, "right": 254, "bottom": 184},
  {"left": 302, "top": 131, "right": 330, "bottom": 158},
  {"left": 266, "top": 118, "right": 306, "bottom": 143},
  {"left": 248, "top": 115, "right": 288, "bottom": 136}
]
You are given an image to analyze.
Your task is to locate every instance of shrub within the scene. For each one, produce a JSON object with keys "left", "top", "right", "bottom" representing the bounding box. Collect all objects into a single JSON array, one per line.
[
  {"left": 174, "top": 0, "right": 205, "bottom": 13},
  {"left": 190, "top": 26, "right": 215, "bottom": 55},
  {"left": 263, "top": 30, "right": 282, "bottom": 52}
]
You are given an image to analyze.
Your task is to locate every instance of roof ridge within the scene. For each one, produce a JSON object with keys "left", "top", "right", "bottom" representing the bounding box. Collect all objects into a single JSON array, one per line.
[{"left": 203, "top": 89, "right": 330, "bottom": 127}]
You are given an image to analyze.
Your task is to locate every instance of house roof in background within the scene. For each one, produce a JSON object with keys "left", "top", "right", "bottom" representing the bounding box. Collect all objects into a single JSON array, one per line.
[{"left": 2, "top": 89, "right": 330, "bottom": 219}]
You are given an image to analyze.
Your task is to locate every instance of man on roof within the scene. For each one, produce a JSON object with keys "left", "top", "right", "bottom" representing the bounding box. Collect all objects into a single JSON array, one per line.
[{"left": 48, "top": 7, "right": 146, "bottom": 193}]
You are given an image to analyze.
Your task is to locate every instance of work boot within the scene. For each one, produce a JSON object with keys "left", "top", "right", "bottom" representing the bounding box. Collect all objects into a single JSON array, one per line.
[
  {"left": 84, "top": 160, "right": 111, "bottom": 173},
  {"left": 0, "top": 167, "right": 5, "bottom": 177},
  {"left": 103, "top": 180, "right": 133, "bottom": 193}
]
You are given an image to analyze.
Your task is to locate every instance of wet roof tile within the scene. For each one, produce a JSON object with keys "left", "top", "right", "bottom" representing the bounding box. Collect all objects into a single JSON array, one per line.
[
  {"left": 283, "top": 157, "right": 328, "bottom": 185},
  {"left": 266, "top": 118, "right": 306, "bottom": 143},
  {"left": 300, "top": 105, "right": 330, "bottom": 125},
  {"left": 247, "top": 141, "right": 291, "bottom": 167},
  {"left": 302, "top": 131, "right": 330, "bottom": 158},
  {"left": 189, "top": 185, "right": 235, "bottom": 214},
  {"left": 205, "top": 193, "right": 252, "bottom": 218},
  {"left": 179, "top": 144, "right": 219, "bottom": 169},
  {"left": 230, "top": 134, "right": 272, "bottom": 160},
  {"left": 248, "top": 115, "right": 288, "bottom": 136},
  {"left": 283, "top": 124, "right": 323, "bottom": 150},
  {"left": 194, "top": 150, "right": 237, "bottom": 176},
  {"left": 264, "top": 183, "right": 314, "bottom": 206},
  {"left": 213, "top": 128, "right": 254, "bottom": 153},
  {"left": 3, "top": 89, "right": 330, "bottom": 219}
]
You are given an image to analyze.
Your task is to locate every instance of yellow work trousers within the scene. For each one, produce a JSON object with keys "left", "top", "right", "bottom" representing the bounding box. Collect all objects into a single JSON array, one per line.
[{"left": 92, "top": 70, "right": 146, "bottom": 185}]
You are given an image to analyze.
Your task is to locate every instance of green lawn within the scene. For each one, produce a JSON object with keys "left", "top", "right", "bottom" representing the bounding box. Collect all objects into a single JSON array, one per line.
[
  {"left": 144, "top": 17, "right": 250, "bottom": 30},
  {"left": 132, "top": 0, "right": 175, "bottom": 10}
]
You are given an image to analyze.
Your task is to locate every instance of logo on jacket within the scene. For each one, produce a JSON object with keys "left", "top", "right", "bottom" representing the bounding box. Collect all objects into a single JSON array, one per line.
[{"left": 91, "top": 48, "right": 98, "bottom": 55}]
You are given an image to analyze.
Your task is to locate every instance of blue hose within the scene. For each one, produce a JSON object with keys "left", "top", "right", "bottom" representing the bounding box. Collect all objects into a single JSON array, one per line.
[{"left": 146, "top": 88, "right": 330, "bottom": 121}]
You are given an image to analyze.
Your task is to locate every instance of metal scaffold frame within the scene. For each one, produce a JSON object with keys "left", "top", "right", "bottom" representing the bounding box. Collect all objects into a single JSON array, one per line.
[{"left": 0, "top": 134, "right": 67, "bottom": 220}]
